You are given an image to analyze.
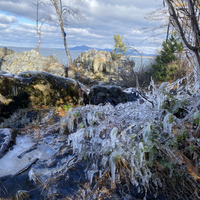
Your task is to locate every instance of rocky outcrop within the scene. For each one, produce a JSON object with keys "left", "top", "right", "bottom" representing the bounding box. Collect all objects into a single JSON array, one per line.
[
  {"left": 1, "top": 49, "right": 66, "bottom": 77},
  {"left": 74, "top": 50, "right": 125, "bottom": 77},
  {"left": 0, "top": 71, "right": 88, "bottom": 118}
]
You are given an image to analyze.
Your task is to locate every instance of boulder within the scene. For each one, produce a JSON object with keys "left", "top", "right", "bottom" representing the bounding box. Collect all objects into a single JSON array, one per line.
[
  {"left": 89, "top": 85, "right": 139, "bottom": 106},
  {"left": 74, "top": 50, "right": 125, "bottom": 77},
  {"left": 0, "top": 71, "right": 88, "bottom": 118},
  {"left": 1, "top": 49, "right": 66, "bottom": 77}
]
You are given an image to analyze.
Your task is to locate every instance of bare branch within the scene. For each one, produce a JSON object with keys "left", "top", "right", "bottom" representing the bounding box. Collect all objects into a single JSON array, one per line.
[{"left": 49, "top": 0, "right": 86, "bottom": 72}]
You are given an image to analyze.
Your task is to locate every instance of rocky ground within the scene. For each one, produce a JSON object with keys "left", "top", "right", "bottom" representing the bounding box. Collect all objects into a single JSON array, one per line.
[{"left": 0, "top": 47, "right": 200, "bottom": 200}]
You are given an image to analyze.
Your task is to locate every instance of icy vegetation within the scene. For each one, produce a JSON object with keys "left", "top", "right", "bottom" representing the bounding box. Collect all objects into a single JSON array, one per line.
[
  {"left": 52, "top": 70, "right": 200, "bottom": 199},
  {"left": 1, "top": 70, "right": 200, "bottom": 199}
]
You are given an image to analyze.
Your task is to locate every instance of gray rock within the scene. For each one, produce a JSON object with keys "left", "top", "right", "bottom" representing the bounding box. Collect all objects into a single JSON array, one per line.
[
  {"left": 89, "top": 85, "right": 139, "bottom": 106},
  {"left": 74, "top": 50, "right": 125, "bottom": 76},
  {"left": 1, "top": 49, "right": 66, "bottom": 77},
  {"left": 0, "top": 71, "right": 88, "bottom": 118},
  {"left": 0, "top": 47, "right": 14, "bottom": 59}
]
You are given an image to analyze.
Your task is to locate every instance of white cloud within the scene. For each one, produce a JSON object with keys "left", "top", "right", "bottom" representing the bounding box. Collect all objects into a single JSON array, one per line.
[
  {"left": 0, "top": 0, "right": 164, "bottom": 53},
  {"left": 0, "top": 14, "right": 17, "bottom": 24},
  {"left": 69, "top": 28, "right": 103, "bottom": 38},
  {"left": 132, "top": 29, "right": 142, "bottom": 34},
  {"left": 0, "top": 24, "right": 10, "bottom": 29}
]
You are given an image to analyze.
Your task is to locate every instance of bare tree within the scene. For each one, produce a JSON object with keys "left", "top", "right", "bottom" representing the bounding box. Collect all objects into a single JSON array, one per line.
[
  {"left": 144, "top": 4, "right": 171, "bottom": 43},
  {"left": 33, "top": 0, "right": 46, "bottom": 51},
  {"left": 49, "top": 0, "right": 85, "bottom": 68},
  {"left": 164, "top": 0, "right": 200, "bottom": 89}
]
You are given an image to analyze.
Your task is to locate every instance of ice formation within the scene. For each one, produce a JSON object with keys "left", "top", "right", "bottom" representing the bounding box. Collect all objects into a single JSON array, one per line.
[
  {"left": 21, "top": 66, "right": 200, "bottom": 199},
  {"left": 110, "top": 127, "right": 118, "bottom": 148},
  {"left": 157, "top": 82, "right": 168, "bottom": 109},
  {"left": 163, "top": 113, "right": 175, "bottom": 137}
]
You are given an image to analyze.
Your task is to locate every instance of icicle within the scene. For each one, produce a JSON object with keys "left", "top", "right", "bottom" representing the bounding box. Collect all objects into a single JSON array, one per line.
[
  {"left": 87, "top": 170, "right": 98, "bottom": 184},
  {"left": 109, "top": 151, "right": 120, "bottom": 187},
  {"left": 110, "top": 154, "right": 116, "bottom": 186},
  {"left": 157, "top": 82, "right": 168, "bottom": 109},
  {"left": 139, "top": 142, "right": 144, "bottom": 168},
  {"left": 143, "top": 125, "right": 151, "bottom": 144},
  {"left": 163, "top": 114, "right": 174, "bottom": 137},
  {"left": 136, "top": 73, "right": 139, "bottom": 90},
  {"left": 177, "top": 79, "right": 179, "bottom": 89},
  {"left": 68, "top": 129, "right": 84, "bottom": 153},
  {"left": 102, "top": 156, "right": 108, "bottom": 168},
  {"left": 28, "top": 169, "right": 37, "bottom": 184},
  {"left": 99, "top": 170, "right": 102, "bottom": 178},
  {"left": 110, "top": 127, "right": 118, "bottom": 148},
  {"left": 87, "top": 112, "right": 96, "bottom": 126},
  {"left": 148, "top": 77, "right": 156, "bottom": 95}
]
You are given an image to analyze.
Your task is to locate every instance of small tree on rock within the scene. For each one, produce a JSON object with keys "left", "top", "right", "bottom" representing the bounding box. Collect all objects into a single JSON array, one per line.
[{"left": 112, "top": 35, "right": 127, "bottom": 60}]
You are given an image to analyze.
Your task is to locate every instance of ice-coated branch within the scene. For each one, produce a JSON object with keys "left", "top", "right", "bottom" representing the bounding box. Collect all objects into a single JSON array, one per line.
[
  {"left": 165, "top": 0, "right": 198, "bottom": 52},
  {"left": 180, "top": 99, "right": 200, "bottom": 124}
]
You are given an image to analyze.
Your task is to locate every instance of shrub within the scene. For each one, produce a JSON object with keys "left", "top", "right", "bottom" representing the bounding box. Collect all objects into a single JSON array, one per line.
[{"left": 151, "top": 32, "right": 185, "bottom": 82}]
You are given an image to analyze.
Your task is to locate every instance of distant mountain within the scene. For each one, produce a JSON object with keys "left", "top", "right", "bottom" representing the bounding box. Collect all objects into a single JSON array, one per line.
[
  {"left": 69, "top": 45, "right": 91, "bottom": 51},
  {"left": 68, "top": 45, "right": 156, "bottom": 57},
  {"left": 69, "top": 45, "right": 112, "bottom": 52}
]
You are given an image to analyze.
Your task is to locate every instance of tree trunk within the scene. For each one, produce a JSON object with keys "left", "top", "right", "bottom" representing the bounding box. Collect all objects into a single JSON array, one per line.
[
  {"left": 36, "top": 32, "right": 41, "bottom": 51},
  {"left": 35, "top": 0, "right": 41, "bottom": 51},
  {"left": 51, "top": 0, "right": 73, "bottom": 68},
  {"left": 61, "top": 28, "right": 73, "bottom": 67},
  {"left": 165, "top": 0, "right": 200, "bottom": 90}
]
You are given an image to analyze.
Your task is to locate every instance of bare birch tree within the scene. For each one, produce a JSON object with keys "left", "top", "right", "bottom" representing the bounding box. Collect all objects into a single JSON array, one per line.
[
  {"left": 164, "top": 0, "right": 200, "bottom": 89},
  {"left": 49, "top": 0, "right": 85, "bottom": 68},
  {"left": 33, "top": 0, "right": 46, "bottom": 51}
]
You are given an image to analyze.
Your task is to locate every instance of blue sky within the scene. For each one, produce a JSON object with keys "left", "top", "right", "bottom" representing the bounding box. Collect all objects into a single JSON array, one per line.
[{"left": 0, "top": 0, "right": 165, "bottom": 54}]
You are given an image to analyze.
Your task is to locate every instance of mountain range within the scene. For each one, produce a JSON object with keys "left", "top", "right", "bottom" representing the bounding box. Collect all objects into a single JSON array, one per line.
[{"left": 68, "top": 45, "right": 156, "bottom": 57}]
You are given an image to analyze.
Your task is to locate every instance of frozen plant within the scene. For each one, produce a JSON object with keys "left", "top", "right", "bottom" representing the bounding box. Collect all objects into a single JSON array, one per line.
[
  {"left": 163, "top": 113, "right": 175, "bottom": 137},
  {"left": 157, "top": 82, "right": 169, "bottom": 109}
]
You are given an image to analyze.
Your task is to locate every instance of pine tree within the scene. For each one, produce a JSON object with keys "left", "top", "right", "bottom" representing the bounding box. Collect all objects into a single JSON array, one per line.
[
  {"left": 113, "top": 35, "right": 127, "bottom": 54},
  {"left": 151, "top": 32, "right": 184, "bottom": 81},
  {"left": 112, "top": 35, "right": 127, "bottom": 60}
]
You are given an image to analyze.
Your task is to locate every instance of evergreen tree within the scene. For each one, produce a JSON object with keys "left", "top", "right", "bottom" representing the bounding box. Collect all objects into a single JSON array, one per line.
[
  {"left": 112, "top": 35, "right": 127, "bottom": 60},
  {"left": 113, "top": 35, "right": 127, "bottom": 54},
  {"left": 151, "top": 32, "right": 184, "bottom": 81}
]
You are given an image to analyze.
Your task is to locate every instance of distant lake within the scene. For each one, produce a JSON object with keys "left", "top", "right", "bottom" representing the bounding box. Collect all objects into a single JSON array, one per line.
[{"left": 2, "top": 46, "right": 155, "bottom": 72}]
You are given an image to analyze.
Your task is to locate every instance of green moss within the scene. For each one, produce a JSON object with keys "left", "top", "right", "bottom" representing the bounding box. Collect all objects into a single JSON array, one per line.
[
  {"left": 63, "top": 105, "right": 72, "bottom": 111},
  {"left": 74, "top": 112, "right": 79, "bottom": 117},
  {"left": 78, "top": 123, "right": 84, "bottom": 129}
]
